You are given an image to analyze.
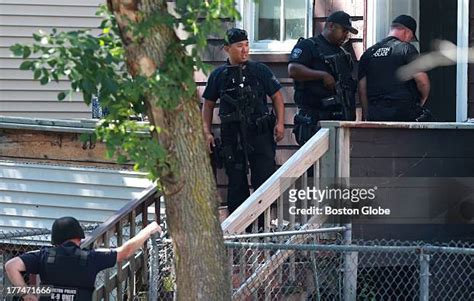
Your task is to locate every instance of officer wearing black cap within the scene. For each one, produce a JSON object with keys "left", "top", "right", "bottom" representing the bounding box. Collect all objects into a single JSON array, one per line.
[
  {"left": 202, "top": 28, "right": 285, "bottom": 215},
  {"left": 289, "top": 11, "right": 358, "bottom": 145},
  {"left": 5, "top": 216, "right": 161, "bottom": 301},
  {"left": 358, "top": 15, "right": 431, "bottom": 121}
]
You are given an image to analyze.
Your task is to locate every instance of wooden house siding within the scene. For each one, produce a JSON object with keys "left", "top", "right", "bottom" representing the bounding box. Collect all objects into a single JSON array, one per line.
[
  {"left": 0, "top": 160, "right": 153, "bottom": 234},
  {"left": 0, "top": 0, "right": 102, "bottom": 119}
]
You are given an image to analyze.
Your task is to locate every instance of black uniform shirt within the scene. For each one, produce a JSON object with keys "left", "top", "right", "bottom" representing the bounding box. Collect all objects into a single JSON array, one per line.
[
  {"left": 20, "top": 241, "right": 117, "bottom": 288},
  {"left": 202, "top": 60, "right": 281, "bottom": 116},
  {"left": 358, "top": 36, "right": 420, "bottom": 103},
  {"left": 289, "top": 34, "right": 346, "bottom": 108}
]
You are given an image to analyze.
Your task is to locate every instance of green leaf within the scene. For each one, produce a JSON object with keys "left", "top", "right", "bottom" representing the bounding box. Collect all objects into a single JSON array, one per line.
[
  {"left": 57, "top": 92, "right": 66, "bottom": 101},
  {"left": 22, "top": 47, "right": 31, "bottom": 58},
  {"left": 33, "top": 69, "right": 42, "bottom": 80},
  {"left": 10, "top": 44, "right": 23, "bottom": 57},
  {"left": 40, "top": 76, "right": 49, "bottom": 85},
  {"left": 19, "top": 61, "right": 33, "bottom": 70}
]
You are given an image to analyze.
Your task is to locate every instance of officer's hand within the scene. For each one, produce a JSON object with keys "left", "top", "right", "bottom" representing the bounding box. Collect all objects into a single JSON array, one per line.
[
  {"left": 322, "top": 72, "right": 336, "bottom": 91},
  {"left": 274, "top": 123, "right": 284, "bottom": 142},
  {"left": 205, "top": 133, "right": 215, "bottom": 154},
  {"left": 145, "top": 221, "right": 162, "bottom": 236},
  {"left": 22, "top": 294, "right": 38, "bottom": 301}
]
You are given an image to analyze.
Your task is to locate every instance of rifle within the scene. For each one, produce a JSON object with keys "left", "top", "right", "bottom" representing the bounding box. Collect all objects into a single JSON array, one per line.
[
  {"left": 219, "top": 65, "right": 255, "bottom": 174},
  {"left": 320, "top": 53, "right": 353, "bottom": 120}
]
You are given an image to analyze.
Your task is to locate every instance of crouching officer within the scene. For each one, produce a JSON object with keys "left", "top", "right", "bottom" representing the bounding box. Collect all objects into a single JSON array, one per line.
[
  {"left": 202, "top": 28, "right": 285, "bottom": 215},
  {"left": 288, "top": 11, "right": 357, "bottom": 145},
  {"left": 358, "top": 15, "right": 431, "bottom": 121},
  {"left": 5, "top": 216, "right": 161, "bottom": 301}
]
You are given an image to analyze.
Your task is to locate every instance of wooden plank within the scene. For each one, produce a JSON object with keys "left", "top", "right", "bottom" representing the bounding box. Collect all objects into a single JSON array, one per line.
[
  {"left": 0, "top": 80, "right": 74, "bottom": 91},
  {"left": 0, "top": 162, "right": 150, "bottom": 187},
  {"left": 0, "top": 192, "right": 128, "bottom": 210},
  {"left": 0, "top": 90, "right": 83, "bottom": 101},
  {"left": 1, "top": 101, "right": 89, "bottom": 112},
  {"left": 0, "top": 4, "right": 100, "bottom": 17},
  {"left": 0, "top": 15, "right": 100, "bottom": 27},
  {"left": 0, "top": 0, "right": 101, "bottom": 6},
  {"left": 351, "top": 128, "right": 474, "bottom": 158},
  {"left": 0, "top": 26, "right": 101, "bottom": 38},
  {"left": 351, "top": 157, "right": 474, "bottom": 177},
  {"left": 0, "top": 178, "right": 147, "bottom": 200},
  {"left": 222, "top": 129, "right": 329, "bottom": 234},
  {"left": 0, "top": 129, "right": 112, "bottom": 163}
]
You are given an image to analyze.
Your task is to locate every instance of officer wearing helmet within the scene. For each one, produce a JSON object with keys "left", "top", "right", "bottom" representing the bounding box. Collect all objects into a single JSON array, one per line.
[{"left": 5, "top": 216, "right": 161, "bottom": 301}]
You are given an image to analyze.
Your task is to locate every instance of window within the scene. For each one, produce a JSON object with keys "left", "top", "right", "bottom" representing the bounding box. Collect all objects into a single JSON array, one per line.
[{"left": 237, "top": 0, "right": 312, "bottom": 53}]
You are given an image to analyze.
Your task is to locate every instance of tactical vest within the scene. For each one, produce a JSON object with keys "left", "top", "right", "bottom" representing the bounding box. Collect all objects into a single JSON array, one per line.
[
  {"left": 218, "top": 61, "right": 268, "bottom": 120},
  {"left": 39, "top": 246, "right": 95, "bottom": 301},
  {"left": 295, "top": 36, "right": 356, "bottom": 111},
  {"left": 364, "top": 37, "right": 420, "bottom": 104},
  {"left": 306, "top": 37, "right": 356, "bottom": 94}
]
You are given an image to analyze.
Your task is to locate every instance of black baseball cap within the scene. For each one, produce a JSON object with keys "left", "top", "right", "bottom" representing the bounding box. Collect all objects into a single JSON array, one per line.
[
  {"left": 51, "top": 216, "right": 85, "bottom": 245},
  {"left": 327, "top": 11, "right": 358, "bottom": 35},
  {"left": 224, "top": 28, "right": 248, "bottom": 45},
  {"left": 392, "top": 15, "right": 418, "bottom": 41}
]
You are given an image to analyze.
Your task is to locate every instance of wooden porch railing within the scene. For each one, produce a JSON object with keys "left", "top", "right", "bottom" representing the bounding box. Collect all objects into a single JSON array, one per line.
[
  {"left": 81, "top": 184, "right": 161, "bottom": 301},
  {"left": 221, "top": 125, "right": 352, "bottom": 300}
]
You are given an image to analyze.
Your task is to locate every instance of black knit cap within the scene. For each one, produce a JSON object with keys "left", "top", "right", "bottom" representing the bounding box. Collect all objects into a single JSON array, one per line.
[
  {"left": 392, "top": 15, "right": 418, "bottom": 41},
  {"left": 224, "top": 28, "right": 248, "bottom": 45},
  {"left": 327, "top": 11, "right": 358, "bottom": 34},
  {"left": 51, "top": 216, "right": 85, "bottom": 245}
]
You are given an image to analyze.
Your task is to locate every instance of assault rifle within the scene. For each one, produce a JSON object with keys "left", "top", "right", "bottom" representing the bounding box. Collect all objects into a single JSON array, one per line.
[{"left": 219, "top": 65, "right": 255, "bottom": 174}]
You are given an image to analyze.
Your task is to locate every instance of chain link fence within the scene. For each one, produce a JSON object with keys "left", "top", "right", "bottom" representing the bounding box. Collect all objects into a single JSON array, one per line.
[
  {"left": 224, "top": 229, "right": 474, "bottom": 301},
  {"left": 2, "top": 226, "right": 473, "bottom": 300}
]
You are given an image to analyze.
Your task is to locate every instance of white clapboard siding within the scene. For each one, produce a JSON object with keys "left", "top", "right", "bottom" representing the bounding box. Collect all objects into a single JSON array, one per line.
[
  {"left": 0, "top": 160, "right": 157, "bottom": 235},
  {"left": 0, "top": 0, "right": 103, "bottom": 119}
]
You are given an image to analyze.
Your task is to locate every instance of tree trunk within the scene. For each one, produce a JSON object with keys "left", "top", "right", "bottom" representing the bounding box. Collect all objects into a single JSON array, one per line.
[{"left": 107, "top": 1, "right": 231, "bottom": 300}]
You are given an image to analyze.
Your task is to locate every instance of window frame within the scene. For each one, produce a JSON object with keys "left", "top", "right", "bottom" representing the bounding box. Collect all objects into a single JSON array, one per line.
[{"left": 236, "top": 0, "right": 313, "bottom": 54}]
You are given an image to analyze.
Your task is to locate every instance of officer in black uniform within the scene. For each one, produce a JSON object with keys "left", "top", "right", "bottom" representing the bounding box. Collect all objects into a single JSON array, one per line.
[
  {"left": 288, "top": 11, "right": 358, "bottom": 145},
  {"left": 5, "top": 216, "right": 161, "bottom": 301},
  {"left": 202, "top": 28, "right": 285, "bottom": 215},
  {"left": 358, "top": 15, "right": 431, "bottom": 121}
]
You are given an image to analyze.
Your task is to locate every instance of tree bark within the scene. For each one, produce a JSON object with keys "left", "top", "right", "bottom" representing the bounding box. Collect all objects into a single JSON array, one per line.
[{"left": 107, "top": 1, "right": 231, "bottom": 300}]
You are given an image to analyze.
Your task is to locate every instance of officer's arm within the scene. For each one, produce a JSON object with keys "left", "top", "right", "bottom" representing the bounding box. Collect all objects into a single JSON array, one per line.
[
  {"left": 270, "top": 90, "right": 285, "bottom": 142},
  {"left": 5, "top": 257, "right": 28, "bottom": 286},
  {"left": 202, "top": 100, "right": 216, "bottom": 153},
  {"left": 358, "top": 77, "right": 369, "bottom": 121},
  {"left": 115, "top": 221, "right": 161, "bottom": 263},
  {"left": 413, "top": 72, "right": 430, "bottom": 106},
  {"left": 288, "top": 63, "right": 335, "bottom": 91}
]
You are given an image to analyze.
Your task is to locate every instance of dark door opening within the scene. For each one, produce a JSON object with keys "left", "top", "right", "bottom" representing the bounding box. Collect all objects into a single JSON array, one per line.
[{"left": 419, "top": 0, "right": 457, "bottom": 121}]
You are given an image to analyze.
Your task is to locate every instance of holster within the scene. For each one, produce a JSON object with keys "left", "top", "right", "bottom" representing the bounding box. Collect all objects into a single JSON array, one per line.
[
  {"left": 292, "top": 111, "right": 320, "bottom": 146},
  {"left": 255, "top": 112, "right": 276, "bottom": 135},
  {"left": 211, "top": 137, "right": 224, "bottom": 170}
]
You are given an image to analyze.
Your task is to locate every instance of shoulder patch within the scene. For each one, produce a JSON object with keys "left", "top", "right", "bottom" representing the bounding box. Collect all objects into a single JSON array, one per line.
[
  {"left": 291, "top": 48, "right": 303, "bottom": 59},
  {"left": 372, "top": 47, "right": 392, "bottom": 58}
]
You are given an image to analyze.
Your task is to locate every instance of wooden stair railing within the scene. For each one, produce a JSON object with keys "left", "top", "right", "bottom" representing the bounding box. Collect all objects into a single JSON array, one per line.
[
  {"left": 222, "top": 125, "right": 351, "bottom": 299},
  {"left": 221, "top": 128, "right": 331, "bottom": 235},
  {"left": 81, "top": 184, "right": 161, "bottom": 301}
]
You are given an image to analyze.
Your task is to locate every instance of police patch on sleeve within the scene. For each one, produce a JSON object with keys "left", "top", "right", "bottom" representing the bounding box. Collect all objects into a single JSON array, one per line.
[{"left": 291, "top": 48, "right": 303, "bottom": 59}]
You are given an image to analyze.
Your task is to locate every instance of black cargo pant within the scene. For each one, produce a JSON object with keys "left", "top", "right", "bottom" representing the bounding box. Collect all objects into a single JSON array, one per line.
[{"left": 221, "top": 124, "right": 276, "bottom": 215}]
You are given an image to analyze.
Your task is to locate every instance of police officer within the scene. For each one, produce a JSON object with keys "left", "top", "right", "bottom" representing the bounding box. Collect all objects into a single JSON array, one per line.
[
  {"left": 358, "top": 15, "right": 431, "bottom": 121},
  {"left": 288, "top": 11, "right": 358, "bottom": 145},
  {"left": 5, "top": 216, "right": 161, "bottom": 301},
  {"left": 201, "top": 28, "right": 285, "bottom": 215}
]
